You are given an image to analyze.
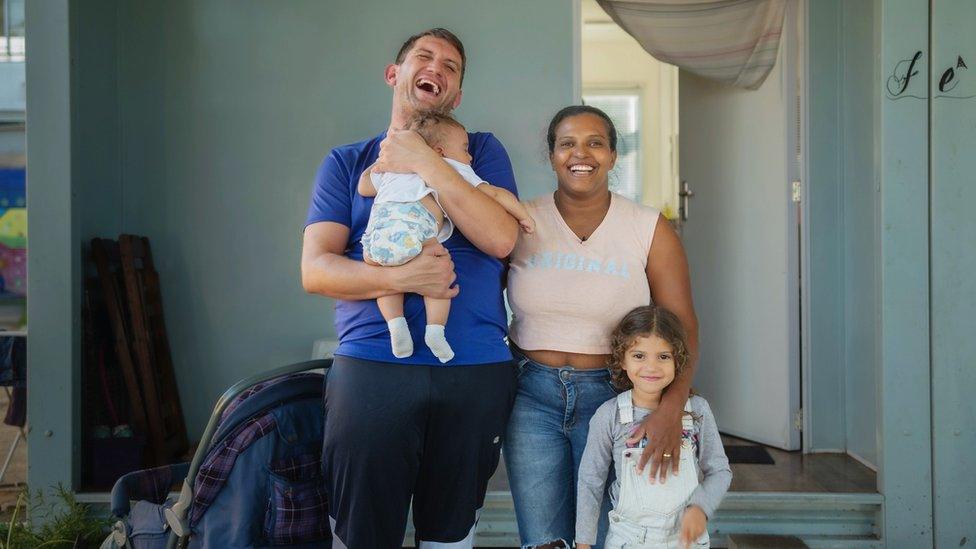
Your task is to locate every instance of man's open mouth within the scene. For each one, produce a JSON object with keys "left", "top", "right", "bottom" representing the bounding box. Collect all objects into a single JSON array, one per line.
[{"left": 415, "top": 78, "right": 442, "bottom": 96}]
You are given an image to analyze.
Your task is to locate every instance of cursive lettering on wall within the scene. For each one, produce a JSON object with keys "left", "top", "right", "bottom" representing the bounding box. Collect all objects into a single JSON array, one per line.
[
  {"left": 886, "top": 51, "right": 925, "bottom": 100},
  {"left": 885, "top": 51, "right": 974, "bottom": 101},
  {"left": 936, "top": 56, "right": 974, "bottom": 99}
]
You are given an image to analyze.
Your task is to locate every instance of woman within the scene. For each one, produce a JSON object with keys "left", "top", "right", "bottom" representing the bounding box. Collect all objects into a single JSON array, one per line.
[{"left": 505, "top": 106, "right": 699, "bottom": 548}]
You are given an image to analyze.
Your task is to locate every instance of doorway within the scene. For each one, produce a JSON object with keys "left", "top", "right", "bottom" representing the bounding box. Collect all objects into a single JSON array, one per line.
[{"left": 580, "top": 0, "right": 802, "bottom": 452}]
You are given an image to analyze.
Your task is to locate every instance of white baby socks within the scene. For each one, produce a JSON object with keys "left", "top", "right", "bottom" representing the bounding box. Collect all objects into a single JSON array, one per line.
[
  {"left": 388, "top": 316, "right": 413, "bottom": 358},
  {"left": 388, "top": 319, "right": 454, "bottom": 363},
  {"left": 424, "top": 324, "right": 455, "bottom": 363}
]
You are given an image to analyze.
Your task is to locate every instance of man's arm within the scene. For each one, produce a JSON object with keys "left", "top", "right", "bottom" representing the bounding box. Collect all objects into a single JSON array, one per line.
[
  {"left": 304, "top": 152, "right": 458, "bottom": 300},
  {"left": 373, "top": 130, "right": 518, "bottom": 258},
  {"left": 301, "top": 221, "right": 459, "bottom": 300}
]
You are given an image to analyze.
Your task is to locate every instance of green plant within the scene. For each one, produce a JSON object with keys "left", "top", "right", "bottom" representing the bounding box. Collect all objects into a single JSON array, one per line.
[{"left": 0, "top": 486, "right": 111, "bottom": 548}]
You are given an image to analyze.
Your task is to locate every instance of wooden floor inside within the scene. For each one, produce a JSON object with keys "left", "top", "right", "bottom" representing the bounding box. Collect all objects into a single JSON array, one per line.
[
  {"left": 487, "top": 435, "right": 877, "bottom": 494},
  {"left": 722, "top": 435, "right": 876, "bottom": 493}
]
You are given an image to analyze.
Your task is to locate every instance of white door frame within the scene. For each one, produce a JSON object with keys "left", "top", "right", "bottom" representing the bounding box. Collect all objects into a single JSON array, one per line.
[
  {"left": 785, "top": 0, "right": 806, "bottom": 452},
  {"left": 795, "top": 0, "right": 815, "bottom": 453}
]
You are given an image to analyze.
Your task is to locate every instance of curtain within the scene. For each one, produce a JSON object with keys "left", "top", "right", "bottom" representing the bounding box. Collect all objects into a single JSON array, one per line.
[{"left": 595, "top": 0, "right": 786, "bottom": 90}]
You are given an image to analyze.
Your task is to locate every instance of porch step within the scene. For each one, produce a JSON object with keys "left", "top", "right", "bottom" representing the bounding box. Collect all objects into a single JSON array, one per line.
[
  {"left": 728, "top": 534, "right": 808, "bottom": 548},
  {"left": 403, "top": 491, "right": 883, "bottom": 547}
]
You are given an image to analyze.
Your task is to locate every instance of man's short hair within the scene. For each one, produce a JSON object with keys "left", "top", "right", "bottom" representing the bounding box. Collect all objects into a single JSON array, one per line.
[
  {"left": 394, "top": 28, "right": 466, "bottom": 85},
  {"left": 409, "top": 112, "right": 466, "bottom": 148}
]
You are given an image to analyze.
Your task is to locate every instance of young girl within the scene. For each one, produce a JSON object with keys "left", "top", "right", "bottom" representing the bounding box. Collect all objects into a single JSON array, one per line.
[
  {"left": 358, "top": 112, "right": 533, "bottom": 362},
  {"left": 576, "top": 306, "right": 731, "bottom": 549}
]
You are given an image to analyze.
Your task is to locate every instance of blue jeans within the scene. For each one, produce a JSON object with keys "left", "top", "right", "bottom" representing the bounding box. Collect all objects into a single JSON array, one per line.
[{"left": 504, "top": 350, "right": 617, "bottom": 548}]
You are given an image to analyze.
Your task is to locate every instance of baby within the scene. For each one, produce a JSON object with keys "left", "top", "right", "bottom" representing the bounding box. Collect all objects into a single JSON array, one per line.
[{"left": 358, "top": 112, "right": 534, "bottom": 362}]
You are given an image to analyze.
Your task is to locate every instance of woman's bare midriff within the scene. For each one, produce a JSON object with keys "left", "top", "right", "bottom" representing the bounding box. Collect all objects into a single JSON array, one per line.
[{"left": 519, "top": 348, "right": 610, "bottom": 370}]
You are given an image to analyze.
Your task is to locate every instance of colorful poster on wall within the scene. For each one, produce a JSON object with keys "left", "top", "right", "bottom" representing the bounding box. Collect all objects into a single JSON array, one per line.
[{"left": 0, "top": 169, "right": 25, "bottom": 297}]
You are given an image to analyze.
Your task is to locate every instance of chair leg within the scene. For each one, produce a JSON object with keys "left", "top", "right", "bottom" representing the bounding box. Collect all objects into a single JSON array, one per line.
[{"left": 0, "top": 386, "right": 25, "bottom": 486}]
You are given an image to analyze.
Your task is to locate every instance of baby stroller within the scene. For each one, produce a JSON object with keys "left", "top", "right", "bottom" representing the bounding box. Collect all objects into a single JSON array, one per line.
[{"left": 102, "top": 359, "right": 333, "bottom": 549}]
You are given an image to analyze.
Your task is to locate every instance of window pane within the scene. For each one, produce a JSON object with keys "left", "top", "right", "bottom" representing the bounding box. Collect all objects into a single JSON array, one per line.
[
  {"left": 0, "top": 0, "right": 25, "bottom": 62},
  {"left": 582, "top": 93, "right": 641, "bottom": 202},
  {"left": 8, "top": 0, "right": 23, "bottom": 36}
]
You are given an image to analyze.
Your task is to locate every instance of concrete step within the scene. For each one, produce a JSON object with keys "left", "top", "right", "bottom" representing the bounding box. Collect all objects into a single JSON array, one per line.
[
  {"left": 404, "top": 491, "right": 883, "bottom": 547},
  {"left": 728, "top": 534, "right": 808, "bottom": 548}
]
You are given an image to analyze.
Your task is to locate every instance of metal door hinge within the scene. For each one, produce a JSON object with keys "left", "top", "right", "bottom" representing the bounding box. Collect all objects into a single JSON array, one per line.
[
  {"left": 791, "top": 181, "right": 802, "bottom": 203},
  {"left": 793, "top": 408, "right": 803, "bottom": 431}
]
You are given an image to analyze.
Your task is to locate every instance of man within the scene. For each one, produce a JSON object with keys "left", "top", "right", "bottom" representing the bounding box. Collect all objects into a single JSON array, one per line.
[{"left": 301, "top": 28, "right": 520, "bottom": 548}]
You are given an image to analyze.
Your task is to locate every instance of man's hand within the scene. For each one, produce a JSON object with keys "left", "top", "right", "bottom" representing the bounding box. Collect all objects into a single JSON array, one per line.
[
  {"left": 374, "top": 130, "right": 440, "bottom": 174},
  {"left": 679, "top": 506, "right": 707, "bottom": 548},
  {"left": 627, "top": 403, "right": 683, "bottom": 483},
  {"left": 391, "top": 242, "right": 459, "bottom": 299}
]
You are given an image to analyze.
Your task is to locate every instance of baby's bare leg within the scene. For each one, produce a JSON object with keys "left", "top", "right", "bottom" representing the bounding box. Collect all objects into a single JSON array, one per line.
[
  {"left": 378, "top": 292, "right": 413, "bottom": 358},
  {"left": 419, "top": 194, "right": 445, "bottom": 230},
  {"left": 424, "top": 297, "right": 454, "bottom": 364},
  {"left": 424, "top": 296, "right": 451, "bottom": 326},
  {"left": 423, "top": 295, "right": 455, "bottom": 364},
  {"left": 377, "top": 293, "right": 404, "bottom": 321}
]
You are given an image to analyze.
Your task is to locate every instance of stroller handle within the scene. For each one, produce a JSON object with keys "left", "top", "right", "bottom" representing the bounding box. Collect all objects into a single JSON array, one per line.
[{"left": 166, "top": 358, "right": 332, "bottom": 548}]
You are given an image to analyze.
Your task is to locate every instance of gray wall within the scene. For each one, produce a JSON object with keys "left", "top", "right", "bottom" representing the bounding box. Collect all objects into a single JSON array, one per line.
[
  {"left": 876, "top": 0, "right": 933, "bottom": 543},
  {"left": 74, "top": 0, "right": 122, "bottom": 241},
  {"left": 72, "top": 0, "right": 573, "bottom": 438},
  {"left": 930, "top": 1, "right": 976, "bottom": 544},
  {"left": 805, "top": 0, "right": 846, "bottom": 452},
  {"left": 806, "top": 0, "right": 879, "bottom": 465},
  {"left": 27, "top": 0, "right": 79, "bottom": 491},
  {"left": 839, "top": 0, "right": 879, "bottom": 468}
]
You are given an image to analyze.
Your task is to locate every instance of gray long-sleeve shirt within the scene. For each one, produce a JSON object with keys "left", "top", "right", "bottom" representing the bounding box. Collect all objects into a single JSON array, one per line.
[{"left": 576, "top": 395, "right": 732, "bottom": 545}]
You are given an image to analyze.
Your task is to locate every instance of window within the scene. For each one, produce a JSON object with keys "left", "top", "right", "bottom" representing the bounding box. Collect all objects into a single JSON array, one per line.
[
  {"left": 582, "top": 91, "right": 641, "bottom": 202},
  {"left": 0, "top": 0, "right": 24, "bottom": 63}
]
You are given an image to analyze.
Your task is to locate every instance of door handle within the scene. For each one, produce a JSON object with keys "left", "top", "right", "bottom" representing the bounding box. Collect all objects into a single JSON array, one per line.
[{"left": 679, "top": 180, "right": 694, "bottom": 222}]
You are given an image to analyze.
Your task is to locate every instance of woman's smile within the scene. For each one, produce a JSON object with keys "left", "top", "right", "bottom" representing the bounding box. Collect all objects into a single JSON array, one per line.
[{"left": 567, "top": 162, "right": 597, "bottom": 178}]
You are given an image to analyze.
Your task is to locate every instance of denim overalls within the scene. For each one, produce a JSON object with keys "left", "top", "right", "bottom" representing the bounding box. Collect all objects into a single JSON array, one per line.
[{"left": 604, "top": 391, "right": 710, "bottom": 549}]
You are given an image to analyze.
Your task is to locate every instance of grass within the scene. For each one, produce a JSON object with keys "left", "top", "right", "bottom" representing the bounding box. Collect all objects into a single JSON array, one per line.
[{"left": 0, "top": 487, "right": 111, "bottom": 548}]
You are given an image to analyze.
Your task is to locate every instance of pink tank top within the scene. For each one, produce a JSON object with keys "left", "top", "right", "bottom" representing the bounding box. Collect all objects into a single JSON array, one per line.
[{"left": 507, "top": 192, "right": 660, "bottom": 354}]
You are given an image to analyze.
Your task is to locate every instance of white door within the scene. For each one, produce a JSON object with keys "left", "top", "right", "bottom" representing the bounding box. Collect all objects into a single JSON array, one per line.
[{"left": 677, "top": 4, "right": 801, "bottom": 450}]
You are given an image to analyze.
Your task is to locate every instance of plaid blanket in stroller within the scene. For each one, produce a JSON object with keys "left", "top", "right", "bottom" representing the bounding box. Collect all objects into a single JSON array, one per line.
[{"left": 102, "top": 359, "right": 332, "bottom": 548}]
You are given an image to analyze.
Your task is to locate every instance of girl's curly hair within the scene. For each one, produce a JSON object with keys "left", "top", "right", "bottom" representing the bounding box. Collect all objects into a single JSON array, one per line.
[{"left": 607, "top": 305, "right": 690, "bottom": 391}]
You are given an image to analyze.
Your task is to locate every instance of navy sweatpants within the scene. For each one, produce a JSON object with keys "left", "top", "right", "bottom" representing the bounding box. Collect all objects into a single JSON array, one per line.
[{"left": 322, "top": 355, "right": 517, "bottom": 548}]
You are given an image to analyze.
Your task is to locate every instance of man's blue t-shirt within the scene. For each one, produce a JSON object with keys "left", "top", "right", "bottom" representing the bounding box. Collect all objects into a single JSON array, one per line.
[{"left": 305, "top": 131, "right": 518, "bottom": 366}]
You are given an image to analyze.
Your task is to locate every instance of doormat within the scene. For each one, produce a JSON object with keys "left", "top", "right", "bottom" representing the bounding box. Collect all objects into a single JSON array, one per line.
[{"left": 724, "top": 445, "right": 775, "bottom": 464}]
